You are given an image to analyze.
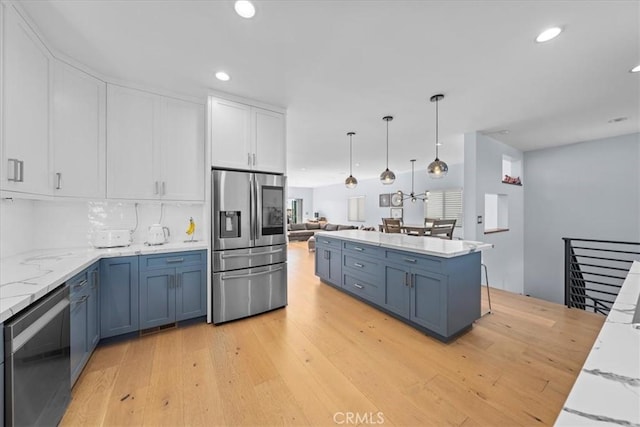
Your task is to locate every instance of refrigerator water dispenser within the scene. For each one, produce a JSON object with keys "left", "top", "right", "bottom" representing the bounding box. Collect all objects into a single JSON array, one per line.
[{"left": 220, "top": 211, "right": 240, "bottom": 238}]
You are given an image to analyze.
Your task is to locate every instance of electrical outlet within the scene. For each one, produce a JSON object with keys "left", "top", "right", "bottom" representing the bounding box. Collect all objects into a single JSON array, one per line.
[{"left": 477, "top": 216, "right": 483, "bottom": 224}]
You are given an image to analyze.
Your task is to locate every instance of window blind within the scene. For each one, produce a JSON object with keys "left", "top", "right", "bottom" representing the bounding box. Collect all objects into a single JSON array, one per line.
[
  {"left": 347, "top": 196, "right": 366, "bottom": 222},
  {"left": 425, "top": 188, "right": 463, "bottom": 226}
]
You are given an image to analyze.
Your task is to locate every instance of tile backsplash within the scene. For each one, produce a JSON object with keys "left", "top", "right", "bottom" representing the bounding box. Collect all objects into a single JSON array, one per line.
[{"left": 1, "top": 198, "right": 206, "bottom": 258}]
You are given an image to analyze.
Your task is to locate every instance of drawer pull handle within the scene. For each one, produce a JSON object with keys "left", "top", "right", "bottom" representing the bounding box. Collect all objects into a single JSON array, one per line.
[
  {"left": 353, "top": 283, "right": 364, "bottom": 289},
  {"left": 404, "top": 258, "right": 417, "bottom": 263},
  {"left": 321, "top": 240, "right": 330, "bottom": 244},
  {"left": 166, "top": 257, "right": 185, "bottom": 263},
  {"left": 354, "top": 263, "right": 364, "bottom": 268},
  {"left": 353, "top": 247, "right": 363, "bottom": 251},
  {"left": 73, "top": 279, "right": 88, "bottom": 291},
  {"left": 71, "top": 295, "right": 89, "bottom": 307}
]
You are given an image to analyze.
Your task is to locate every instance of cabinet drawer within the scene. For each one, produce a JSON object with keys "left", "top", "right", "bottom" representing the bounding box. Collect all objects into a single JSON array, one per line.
[
  {"left": 343, "top": 254, "right": 381, "bottom": 277},
  {"left": 343, "top": 241, "right": 382, "bottom": 257},
  {"left": 315, "top": 236, "right": 340, "bottom": 248},
  {"left": 69, "top": 269, "right": 90, "bottom": 296},
  {"left": 385, "top": 250, "right": 443, "bottom": 273},
  {"left": 140, "top": 250, "right": 205, "bottom": 271},
  {"left": 343, "top": 273, "right": 382, "bottom": 305}
]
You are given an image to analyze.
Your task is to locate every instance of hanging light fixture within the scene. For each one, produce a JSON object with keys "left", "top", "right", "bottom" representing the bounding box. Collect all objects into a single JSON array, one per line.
[
  {"left": 396, "top": 159, "right": 427, "bottom": 203},
  {"left": 380, "top": 116, "right": 396, "bottom": 185},
  {"left": 344, "top": 132, "right": 358, "bottom": 189},
  {"left": 427, "top": 94, "right": 449, "bottom": 179}
]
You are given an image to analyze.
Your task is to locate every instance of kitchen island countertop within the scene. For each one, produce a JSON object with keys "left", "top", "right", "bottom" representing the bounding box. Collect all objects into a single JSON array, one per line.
[
  {"left": 0, "top": 241, "right": 208, "bottom": 323},
  {"left": 315, "top": 230, "right": 493, "bottom": 258}
]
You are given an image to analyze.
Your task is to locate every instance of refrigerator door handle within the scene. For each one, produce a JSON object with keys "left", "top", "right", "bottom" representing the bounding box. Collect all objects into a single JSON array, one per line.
[
  {"left": 221, "top": 248, "right": 283, "bottom": 259},
  {"left": 221, "top": 266, "right": 284, "bottom": 280},
  {"left": 253, "top": 177, "right": 260, "bottom": 241},
  {"left": 248, "top": 176, "right": 255, "bottom": 242}
]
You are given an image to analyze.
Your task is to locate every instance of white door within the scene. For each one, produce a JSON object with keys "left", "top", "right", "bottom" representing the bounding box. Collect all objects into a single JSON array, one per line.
[
  {"left": 210, "top": 98, "right": 251, "bottom": 170},
  {"left": 253, "top": 107, "right": 286, "bottom": 173},
  {"left": 160, "top": 98, "right": 205, "bottom": 201},
  {"left": 1, "top": 5, "right": 51, "bottom": 195},
  {"left": 52, "top": 61, "right": 106, "bottom": 198},
  {"left": 106, "top": 84, "right": 158, "bottom": 200}
]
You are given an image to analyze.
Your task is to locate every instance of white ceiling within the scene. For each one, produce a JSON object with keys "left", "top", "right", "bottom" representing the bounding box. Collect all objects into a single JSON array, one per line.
[{"left": 18, "top": 0, "right": 640, "bottom": 187}]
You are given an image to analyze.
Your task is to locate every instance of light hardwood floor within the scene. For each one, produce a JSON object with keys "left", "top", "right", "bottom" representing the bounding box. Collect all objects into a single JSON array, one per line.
[{"left": 61, "top": 241, "right": 604, "bottom": 426}]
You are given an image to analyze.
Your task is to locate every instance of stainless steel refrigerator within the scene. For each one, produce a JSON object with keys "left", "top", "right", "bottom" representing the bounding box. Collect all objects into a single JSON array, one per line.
[{"left": 211, "top": 168, "right": 287, "bottom": 324}]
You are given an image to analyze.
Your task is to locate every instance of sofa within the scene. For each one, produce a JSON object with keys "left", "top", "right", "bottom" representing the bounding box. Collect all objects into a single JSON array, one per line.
[{"left": 287, "top": 222, "right": 357, "bottom": 241}]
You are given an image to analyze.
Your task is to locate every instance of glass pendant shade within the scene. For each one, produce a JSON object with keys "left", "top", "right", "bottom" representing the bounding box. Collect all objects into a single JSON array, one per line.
[
  {"left": 428, "top": 94, "right": 448, "bottom": 179},
  {"left": 345, "top": 131, "right": 358, "bottom": 189},
  {"left": 380, "top": 116, "right": 395, "bottom": 185},
  {"left": 427, "top": 158, "right": 448, "bottom": 179},
  {"left": 380, "top": 168, "right": 396, "bottom": 184}
]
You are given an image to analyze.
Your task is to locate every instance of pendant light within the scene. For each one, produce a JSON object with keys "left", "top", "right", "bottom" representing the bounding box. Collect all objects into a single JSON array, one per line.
[
  {"left": 380, "top": 116, "right": 396, "bottom": 185},
  {"left": 427, "top": 94, "right": 449, "bottom": 179},
  {"left": 396, "top": 159, "right": 427, "bottom": 203},
  {"left": 344, "top": 132, "right": 358, "bottom": 189}
]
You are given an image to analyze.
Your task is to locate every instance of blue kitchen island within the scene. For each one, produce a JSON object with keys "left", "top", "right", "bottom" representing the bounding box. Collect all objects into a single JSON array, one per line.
[{"left": 314, "top": 230, "right": 492, "bottom": 342}]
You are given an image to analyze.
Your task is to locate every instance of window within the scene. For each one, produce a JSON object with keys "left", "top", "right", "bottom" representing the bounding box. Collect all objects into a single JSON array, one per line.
[
  {"left": 425, "top": 188, "right": 463, "bottom": 226},
  {"left": 347, "top": 196, "right": 366, "bottom": 222}
]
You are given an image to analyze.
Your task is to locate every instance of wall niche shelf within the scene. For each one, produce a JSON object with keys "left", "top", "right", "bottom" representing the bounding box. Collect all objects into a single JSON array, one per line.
[{"left": 501, "top": 181, "right": 522, "bottom": 186}]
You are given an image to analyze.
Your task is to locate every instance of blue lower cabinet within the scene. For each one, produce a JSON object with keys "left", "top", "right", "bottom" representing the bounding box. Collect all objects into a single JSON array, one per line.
[
  {"left": 176, "top": 265, "right": 206, "bottom": 321},
  {"left": 70, "top": 291, "right": 88, "bottom": 384},
  {"left": 87, "top": 265, "right": 100, "bottom": 351},
  {"left": 410, "top": 269, "right": 447, "bottom": 335},
  {"left": 100, "top": 256, "right": 139, "bottom": 338},
  {"left": 382, "top": 265, "right": 411, "bottom": 317},
  {"left": 139, "top": 251, "right": 206, "bottom": 329},
  {"left": 315, "top": 245, "right": 342, "bottom": 286}
]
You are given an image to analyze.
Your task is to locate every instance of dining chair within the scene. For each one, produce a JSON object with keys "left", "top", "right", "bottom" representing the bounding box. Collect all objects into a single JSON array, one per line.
[
  {"left": 429, "top": 219, "right": 456, "bottom": 239},
  {"left": 382, "top": 218, "right": 402, "bottom": 233}
]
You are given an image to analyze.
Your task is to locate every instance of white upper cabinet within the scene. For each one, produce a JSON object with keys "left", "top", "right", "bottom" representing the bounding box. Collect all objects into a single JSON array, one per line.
[
  {"left": 253, "top": 107, "right": 286, "bottom": 173},
  {"left": 159, "top": 98, "right": 205, "bottom": 201},
  {"left": 52, "top": 60, "right": 106, "bottom": 198},
  {"left": 107, "top": 84, "right": 205, "bottom": 201},
  {"left": 1, "top": 3, "right": 51, "bottom": 195},
  {"left": 106, "top": 84, "right": 158, "bottom": 200},
  {"left": 210, "top": 97, "right": 286, "bottom": 173}
]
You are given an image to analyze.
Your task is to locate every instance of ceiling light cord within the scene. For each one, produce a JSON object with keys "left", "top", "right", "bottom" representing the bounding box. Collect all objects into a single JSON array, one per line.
[
  {"left": 386, "top": 119, "right": 390, "bottom": 169},
  {"left": 349, "top": 133, "right": 353, "bottom": 176},
  {"left": 435, "top": 98, "right": 439, "bottom": 159}
]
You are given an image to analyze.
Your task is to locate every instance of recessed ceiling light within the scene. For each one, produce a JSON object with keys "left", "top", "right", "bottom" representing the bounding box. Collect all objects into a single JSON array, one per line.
[
  {"left": 608, "top": 117, "right": 628, "bottom": 123},
  {"left": 631, "top": 64, "right": 640, "bottom": 73},
  {"left": 536, "top": 27, "right": 562, "bottom": 43},
  {"left": 234, "top": 1, "right": 255, "bottom": 19},
  {"left": 215, "top": 71, "right": 230, "bottom": 81}
]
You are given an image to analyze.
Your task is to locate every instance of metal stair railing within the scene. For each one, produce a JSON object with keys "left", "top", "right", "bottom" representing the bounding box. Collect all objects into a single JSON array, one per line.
[{"left": 563, "top": 238, "right": 640, "bottom": 315}]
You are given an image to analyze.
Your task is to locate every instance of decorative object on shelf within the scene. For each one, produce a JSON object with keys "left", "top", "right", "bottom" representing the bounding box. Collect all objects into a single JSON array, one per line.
[
  {"left": 502, "top": 175, "right": 522, "bottom": 185},
  {"left": 185, "top": 217, "right": 196, "bottom": 242},
  {"left": 344, "top": 132, "right": 358, "bottom": 189},
  {"left": 380, "top": 116, "right": 396, "bottom": 185},
  {"left": 396, "top": 159, "right": 428, "bottom": 203},
  {"left": 427, "top": 94, "right": 449, "bottom": 179},
  {"left": 379, "top": 193, "right": 390, "bottom": 207},
  {"left": 390, "top": 207, "right": 403, "bottom": 219}
]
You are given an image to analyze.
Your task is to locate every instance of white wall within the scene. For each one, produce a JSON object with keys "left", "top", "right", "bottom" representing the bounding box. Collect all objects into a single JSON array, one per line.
[
  {"left": 287, "top": 186, "right": 314, "bottom": 221},
  {"left": 313, "top": 164, "right": 464, "bottom": 228},
  {"left": 523, "top": 132, "right": 640, "bottom": 303},
  {"left": 464, "top": 132, "right": 524, "bottom": 294},
  {"left": 0, "top": 198, "right": 205, "bottom": 258}
]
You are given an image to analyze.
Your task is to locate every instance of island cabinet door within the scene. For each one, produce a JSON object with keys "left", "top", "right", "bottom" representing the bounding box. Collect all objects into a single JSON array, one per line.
[
  {"left": 410, "top": 269, "right": 447, "bottom": 335},
  {"left": 315, "top": 246, "right": 342, "bottom": 286},
  {"left": 382, "top": 265, "right": 411, "bottom": 317}
]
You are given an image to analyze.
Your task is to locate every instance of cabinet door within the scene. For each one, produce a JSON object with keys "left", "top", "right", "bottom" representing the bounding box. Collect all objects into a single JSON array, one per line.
[
  {"left": 382, "top": 265, "right": 411, "bottom": 317},
  {"left": 106, "top": 84, "right": 158, "bottom": 199},
  {"left": 160, "top": 98, "right": 205, "bottom": 201},
  {"left": 210, "top": 98, "right": 251, "bottom": 170},
  {"left": 87, "top": 266, "right": 100, "bottom": 350},
  {"left": 52, "top": 60, "right": 106, "bottom": 198},
  {"left": 175, "top": 264, "right": 206, "bottom": 321},
  {"left": 1, "top": 4, "right": 50, "bottom": 194},
  {"left": 252, "top": 107, "right": 285, "bottom": 173},
  {"left": 139, "top": 268, "right": 175, "bottom": 329},
  {"left": 70, "top": 293, "right": 88, "bottom": 385},
  {"left": 100, "top": 256, "right": 139, "bottom": 338},
  {"left": 410, "top": 269, "right": 447, "bottom": 335}
]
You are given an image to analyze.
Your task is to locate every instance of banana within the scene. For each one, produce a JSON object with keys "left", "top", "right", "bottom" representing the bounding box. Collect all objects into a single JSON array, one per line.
[{"left": 186, "top": 217, "right": 195, "bottom": 235}]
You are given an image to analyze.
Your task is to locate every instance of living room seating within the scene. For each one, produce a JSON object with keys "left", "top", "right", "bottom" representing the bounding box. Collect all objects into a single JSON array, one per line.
[{"left": 287, "top": 221, "right": 357, "bottom": 241}]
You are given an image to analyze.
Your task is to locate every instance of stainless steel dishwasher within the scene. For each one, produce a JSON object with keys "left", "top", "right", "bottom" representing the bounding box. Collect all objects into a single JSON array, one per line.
[{"left": 4, "top": 284, "right": 71, "bottom": 427}]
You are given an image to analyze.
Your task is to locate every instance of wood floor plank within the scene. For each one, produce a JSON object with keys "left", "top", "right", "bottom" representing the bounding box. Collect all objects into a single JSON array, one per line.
[{"left": 62, "top": 241, "right": 604, "bottom": 426}]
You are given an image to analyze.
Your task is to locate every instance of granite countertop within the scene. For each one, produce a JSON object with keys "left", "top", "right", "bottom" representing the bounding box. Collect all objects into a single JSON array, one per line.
[
  {"left": 0, "top": 241, "right": 208, "bottom": 323},
  {"left": 554, "top": 261, "right": 640, "bottom": 426},
  {"left": 315, "top": 230, "right": 493, "bottom": 257}
]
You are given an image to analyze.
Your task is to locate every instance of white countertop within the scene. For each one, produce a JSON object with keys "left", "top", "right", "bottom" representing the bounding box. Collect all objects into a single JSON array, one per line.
[
  {"left": 555, "top": 261, "right": 640, "bottom": 426},
  {"left": 0, "top": 241, "right": 208, "bottom": 323},
  {"left": 315, "top": 230, "right": 493, "bottom": 257}
]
